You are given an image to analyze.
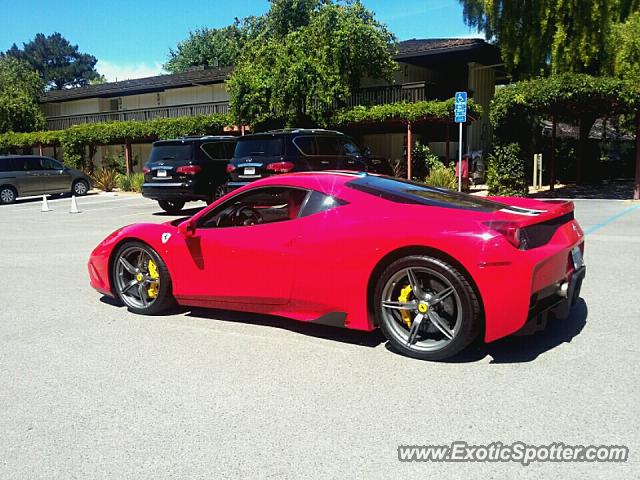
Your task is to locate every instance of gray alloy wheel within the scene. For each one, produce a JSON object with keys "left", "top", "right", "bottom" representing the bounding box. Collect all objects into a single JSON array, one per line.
[
  {"left": 375, "top": 255, "right": 480, "bottom": 361},
  {"left": 0, "top": 186, "right": 17, "bottom": 205},
  {"left": 214, "top": 184, "right": 226, "bottom": 199},
  {"left": 112, "top": 242, "right": 173, "bottom": 315},
  {"left": 73, "top": 179, "right": 89, "bottom": 196}
]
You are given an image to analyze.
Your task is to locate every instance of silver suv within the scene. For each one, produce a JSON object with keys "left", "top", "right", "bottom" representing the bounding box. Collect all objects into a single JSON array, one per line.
[{"left": 0, "top": 155, "right": 92, "bottom": 205}]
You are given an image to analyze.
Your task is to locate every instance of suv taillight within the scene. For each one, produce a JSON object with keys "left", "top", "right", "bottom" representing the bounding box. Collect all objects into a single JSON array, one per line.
[
  {"left": 226, "top": 164, "right": 236, "bottom": 173},
  {"left": 266, "top": 161, "right": 295, "bottom": 173},
  {"left": 175, "top": 165, "right": 202, "bottom": 175},
  {"left": 483, "top": 221, "right": 526, "bottom": 249},
  {"left": 142, "top": 166, "right": 150, "bottom": 174}
]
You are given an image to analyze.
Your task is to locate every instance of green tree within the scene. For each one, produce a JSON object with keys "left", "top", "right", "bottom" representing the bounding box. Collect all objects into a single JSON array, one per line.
[
  {"left": 459, "top": 0, "right": 639, "bottom": 78},
  {"left": 228, "top": 0, "right": 396, "bottom": 128},
  {"left": 613, "top": 10, "right": 640, "bottom": 81},
  {"left": 164, "top": 19, "right": 261, "bottom": 73},
  {"left": 6, "top": 33, "right": 100, "bottom": 90},
  {"left": 0, "top": 57, "right": 45, "bottom": 133}
]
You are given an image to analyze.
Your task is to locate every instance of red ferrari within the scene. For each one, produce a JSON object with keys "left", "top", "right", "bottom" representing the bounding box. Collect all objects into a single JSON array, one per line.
[{"left": 89, "top": 172, "right": 586, "bottom": 360}]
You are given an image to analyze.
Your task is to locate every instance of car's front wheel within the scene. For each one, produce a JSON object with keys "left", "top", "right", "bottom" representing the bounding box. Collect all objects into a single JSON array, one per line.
[
  {"left": 112, "top": 241, "right": 174, "bottom": 315},
  {"left": 158, "top": 200, "right": 185, "bottom": 213},
  {"left": 374, "top": 255, "right": 481, "bottom": 361}
]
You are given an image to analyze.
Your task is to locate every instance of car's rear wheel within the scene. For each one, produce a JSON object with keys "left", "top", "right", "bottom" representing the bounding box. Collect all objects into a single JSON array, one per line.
[
  {"left": 112, "top": 241, "right": 174, "bottom": 315},
  {"left": 158, "top": 200, "right": 185, "bottom": 213},
  {"left": 374, "top": 255, "right": 480, "bottom": 361},
  {"left": 0, "top": 185, "right": 17, "bottom": 205},
  {"left": 72, "top": 179, "right": 89, "bottom": 196}
]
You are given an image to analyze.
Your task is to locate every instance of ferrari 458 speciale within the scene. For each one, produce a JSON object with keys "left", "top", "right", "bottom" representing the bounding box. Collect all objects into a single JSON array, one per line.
[{"left": 89, "top": 172, "right": 586, "bottom": 360}]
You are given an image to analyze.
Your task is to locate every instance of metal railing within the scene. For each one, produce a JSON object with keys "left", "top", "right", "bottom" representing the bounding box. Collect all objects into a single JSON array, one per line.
[
  {"left": 344, "top": 82, "right": 427, "bottom": 108},
  {"left": 46, "top": 101, "right": 230, "bottom": 130}
]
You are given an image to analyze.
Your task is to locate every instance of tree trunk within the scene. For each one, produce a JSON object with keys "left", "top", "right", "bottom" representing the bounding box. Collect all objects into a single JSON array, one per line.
[
  {"left": 125, "top": 140, "right": 133, "bottom": 175},
  {"left": 577, "top": 114, "right": 597, "bottom": 184}
]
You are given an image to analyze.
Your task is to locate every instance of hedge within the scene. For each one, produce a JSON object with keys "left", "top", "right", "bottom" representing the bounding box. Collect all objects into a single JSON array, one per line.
[
  {"left": 333, "top": 98, "right": 482, "bottom": 125},
  {"left": 0, "top": 97, "right": 483, "bottom": 169},
  {"left": 491, "top": 73, "right": 640, "bottom": 142},
  {"left": 0, "top": 113, "right": 233, "bottom": 168}
]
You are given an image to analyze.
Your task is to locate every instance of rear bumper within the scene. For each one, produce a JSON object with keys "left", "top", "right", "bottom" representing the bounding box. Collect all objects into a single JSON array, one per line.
[
  {"left": 142, "top": 183, "right": 209, "bottom": 201},
  {"left": 516, "top": 265, "right": 586, "bottom": 335}
]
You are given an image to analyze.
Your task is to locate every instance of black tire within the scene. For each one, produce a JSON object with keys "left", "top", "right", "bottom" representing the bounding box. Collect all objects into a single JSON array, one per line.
[
  {"left": 111, "top": 241, "right": 175, "bottom": 315},
  {"left": 72, "top": 179, "right": 89, "bottom": 196},
  {"left": 374, "top": 255, "right": 481, "bottom": 361},
  {"left": 158, "top": 200, "right": 185, "bottom": 213},
  {"left": 0, "top": 185, "right": 17, "bottom": 205}
]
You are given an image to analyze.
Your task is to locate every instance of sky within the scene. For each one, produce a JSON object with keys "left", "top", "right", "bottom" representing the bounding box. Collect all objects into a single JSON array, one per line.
[{"left": 0, "top": 0, "right": 481, "bottom": 82}]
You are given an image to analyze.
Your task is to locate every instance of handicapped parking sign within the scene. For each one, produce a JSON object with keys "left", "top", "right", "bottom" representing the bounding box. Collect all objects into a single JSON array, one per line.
[{"left": 455, "top": 91, "right": 467, "bottom": 123}]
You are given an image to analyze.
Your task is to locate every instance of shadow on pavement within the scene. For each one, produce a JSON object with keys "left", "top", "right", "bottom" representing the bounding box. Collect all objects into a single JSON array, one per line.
[
  {"left": 530, "top": 181, "right": 633, "bottom": 200},
  {"left": 185, "top": 307, "right": 386, "bottom": 348},
  {"left": 152, "top": 206, "right": 204, "bottom": 217},
  {"left": 447, "top": 298, "right": 588, "bottom": 364}
]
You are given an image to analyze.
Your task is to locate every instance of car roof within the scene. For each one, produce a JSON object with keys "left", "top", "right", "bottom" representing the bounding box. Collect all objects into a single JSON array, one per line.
[
  {"left": 153, "top": 136, "right": 237, "bottom": 145},
  {"left": 242, "top": 170, "right": 366, "bottom": 193},
  {"left": 238, "top": 129, "right": 346, "bottom": 139}
]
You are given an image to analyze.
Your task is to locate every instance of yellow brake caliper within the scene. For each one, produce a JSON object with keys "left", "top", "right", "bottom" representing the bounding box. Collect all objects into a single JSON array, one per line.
[
  {"left": 398, "top": 284, "right": 413, "bottom": 328},
  {"left": 147, "top": 259, "right": 159, "bottom": 298}
]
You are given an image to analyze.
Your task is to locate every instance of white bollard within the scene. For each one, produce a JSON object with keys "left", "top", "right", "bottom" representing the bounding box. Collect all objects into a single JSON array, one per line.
[
  {"left": 69, "top": 195, "right": 81, "bottom": 214},
  {"left": 41, "top": 195, "right": 52, "bottom": 212}
]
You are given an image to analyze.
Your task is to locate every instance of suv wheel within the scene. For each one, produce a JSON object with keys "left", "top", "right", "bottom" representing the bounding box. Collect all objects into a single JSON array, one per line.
[
  {"left": 158, "top": 200, "right": 185, "bottom": 213},
  {"left": 0, "top": 186, "right": 17, "bottom": 205}
]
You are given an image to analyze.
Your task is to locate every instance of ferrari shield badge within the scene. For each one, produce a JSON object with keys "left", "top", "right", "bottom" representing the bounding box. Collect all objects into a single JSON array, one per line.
[{"left": 161, "top": 233, "right": 172, "bottom": 244}]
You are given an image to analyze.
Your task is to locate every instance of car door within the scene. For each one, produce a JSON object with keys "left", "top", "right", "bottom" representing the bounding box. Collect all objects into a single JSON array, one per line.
[
  {"left": 40, "top": 157, "right": 72, "bottom": 192},
  {"left": 173, "top": 186, "right": 309, "bottom": 305},
  {"left": 16, "top": 157, "right": 46, "bottom": 195}
]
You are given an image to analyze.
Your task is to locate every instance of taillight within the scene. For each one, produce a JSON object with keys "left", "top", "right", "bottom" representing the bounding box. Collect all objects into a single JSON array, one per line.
[
  {"left": 266, "top": 161, "right": 295, "bottom": 173},
  {"left": 175, "top": 165, "right": 202, "bottom": 175},
  {"left": 142, "top": 166, "right": 150, "bottom": 174},
  {"left": 483, "top": 221, "right": 526, "bottom": 249},
  {"left": 226, "top": 163, "right": 236, "bottom": 173}
]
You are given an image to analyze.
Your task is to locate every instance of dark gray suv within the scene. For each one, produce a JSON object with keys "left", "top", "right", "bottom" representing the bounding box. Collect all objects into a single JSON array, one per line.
[{"left": 0, "top": 155, "right": 92, "bottom": 205}]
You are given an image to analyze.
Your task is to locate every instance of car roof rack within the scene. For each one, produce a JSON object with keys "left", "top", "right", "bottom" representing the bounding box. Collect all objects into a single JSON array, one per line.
[{"left": 261, "top": 128, "right": 345, "bottom": 135}]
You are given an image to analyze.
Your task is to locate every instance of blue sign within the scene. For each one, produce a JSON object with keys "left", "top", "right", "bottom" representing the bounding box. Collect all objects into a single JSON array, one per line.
[{"left": 454, "top": 91, "right": 467, "bottom": 123}]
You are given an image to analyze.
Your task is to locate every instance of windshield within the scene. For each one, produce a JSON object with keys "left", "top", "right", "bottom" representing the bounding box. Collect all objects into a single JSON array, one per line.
[
  {"left": 149, "top": 144, "right": 192, "bottom": 164},
  {"left": 346, "top": 175, "right": 508, "bottom": 212},
  {"left": 234, "top": 137, "right": 284, "bottom": 158}
]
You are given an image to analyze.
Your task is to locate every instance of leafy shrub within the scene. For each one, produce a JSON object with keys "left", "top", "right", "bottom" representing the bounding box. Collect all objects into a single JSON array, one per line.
[
  {"left": 116, "top": 172, "right": 145, "bottom": 192},
  {"left": 92, "top": 169, "right": 119, "bottom": 192},
  {"left": 130, "top": 173, "right": 145, "bottom": 192},
  {"left": 411, "top": 142, "right": 443, "bottom": 180},
  {"left": 425, "top": 164, "right": 457, "bottom": 190},
  {"left": 116, "top": 172, "right": 132, "bottom": 191},
  {"left": 486, "top": 143, "right": 528, "bottom": 196}
]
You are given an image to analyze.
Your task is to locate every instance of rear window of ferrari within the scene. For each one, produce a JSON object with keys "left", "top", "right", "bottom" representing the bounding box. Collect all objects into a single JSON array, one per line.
[{"left": 346, "top": 175, "right": 507, "bottom": 212}]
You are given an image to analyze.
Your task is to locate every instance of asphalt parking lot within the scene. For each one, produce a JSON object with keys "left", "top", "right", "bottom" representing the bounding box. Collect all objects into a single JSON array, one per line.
[{"left": 1, "top": 193, "right": 638, "bottom": 479}]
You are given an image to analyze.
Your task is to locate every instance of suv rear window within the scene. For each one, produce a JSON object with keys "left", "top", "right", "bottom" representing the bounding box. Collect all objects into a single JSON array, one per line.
[
  {"left": 149, "top": 144, "right": 192, "bottom": 164},
  {"left": 201, "top": 141, "right": 235, "bottom": 160},
  {"left": 234, "top": 137, "right": 284, "bottom": 157},
  {"left": 347, "top": 175, "right": 507, "bottom": 212}
]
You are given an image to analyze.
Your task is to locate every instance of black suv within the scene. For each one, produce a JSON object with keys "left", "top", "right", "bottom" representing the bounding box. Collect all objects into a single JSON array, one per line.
[
  {"left": 226, "top": 129, "right": 392, "bottom": 192},
  {"left": 142, "top": 136, "right": 237, "bottom": 213}
]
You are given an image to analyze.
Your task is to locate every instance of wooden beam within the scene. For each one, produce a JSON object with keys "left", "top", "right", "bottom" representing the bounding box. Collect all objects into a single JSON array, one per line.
[
  {"left": 550, "top": 115, "right": 556, "bottom": 191},
  {"left": 38, "top": 143, "right": 43, "bottom": 156},
  {"left": 635, "top": 112, "right": 640, "bottom": 200},
  {"left": 407, "top": 121, "right": 412, "bottom": 180},
  {"left": 124, "top": 140, "right": 133, "bottom": 175}
]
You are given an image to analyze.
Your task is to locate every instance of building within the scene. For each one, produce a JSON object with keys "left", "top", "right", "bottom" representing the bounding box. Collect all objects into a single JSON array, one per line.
[{"left": 38, "top": 38, "right": 502, "bottom": 170}]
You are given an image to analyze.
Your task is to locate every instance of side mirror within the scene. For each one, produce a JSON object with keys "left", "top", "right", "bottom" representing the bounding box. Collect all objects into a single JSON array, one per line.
[{"left": 178, "top": 218, "right": 197, "bottom": 238}]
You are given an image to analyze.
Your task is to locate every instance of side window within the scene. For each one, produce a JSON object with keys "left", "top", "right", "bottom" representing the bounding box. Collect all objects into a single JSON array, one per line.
[
  {"left": 198, "top": 187, "right": 309, "bottom": 228},
  {"left": 201, "top": 142, "right": 229, "bottom": 161},
  {"left": 300, "top": 191, "right": 347, "bottom": 217},
  {"left": 316, "top": 137, "right": 342, "bottom": 156},
  {"left": 23, "top": 158, "right": 42, "bottom": 171},
  {"left": 342, "top": 140, "right": 360, "bottom": 156},
  {"left": 293, "top": 136, "right": 317, "bottom": 156},
  {"left": 41, "top": 158, "right": 62, "bottom": 170}
]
